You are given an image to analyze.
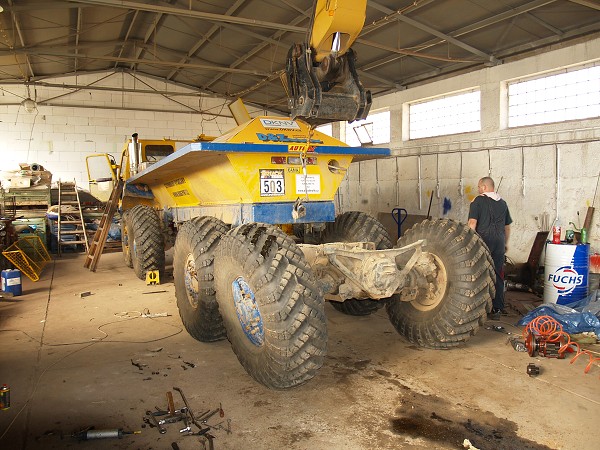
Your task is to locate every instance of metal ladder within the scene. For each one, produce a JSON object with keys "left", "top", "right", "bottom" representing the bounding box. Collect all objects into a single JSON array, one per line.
[
  {"left": 84, "top": 179, "right": 124, "bottom": 271},
  {"left": 57, "top": 180, "right": 89, "bottom": 256}
]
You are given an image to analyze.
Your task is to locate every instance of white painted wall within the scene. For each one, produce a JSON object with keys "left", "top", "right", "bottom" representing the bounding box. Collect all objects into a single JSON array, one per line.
[
  {"left": 339, "top": 37, "right": 600, "bottom": 263},
  {"left": 0, "top": 72, "right": 238, "bottom": 187}
]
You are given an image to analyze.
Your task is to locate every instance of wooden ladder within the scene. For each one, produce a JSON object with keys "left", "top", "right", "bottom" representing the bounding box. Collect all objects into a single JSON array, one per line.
[
  {"left": 84, "top": 179, "right": 124, "bottom": 271},
  {"left": 57, "top": 180, "right": 89, "bottom": 256}
]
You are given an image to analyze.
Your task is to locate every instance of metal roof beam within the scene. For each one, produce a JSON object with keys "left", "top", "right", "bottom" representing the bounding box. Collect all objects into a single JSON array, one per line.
[
  {"left": 6, "top": 0, "right": 34, "bottom": 78},
  {"left": 525, "top": 12, "right": 563, "bottom": 36},
  {"left": 369, "top": 1, "right": 499, "bottom": 64},
  {"left": 129, "top": 1, "right": 178, "bottom": 72},
  {"left": 0, "top": 49, "right": 270, "bottom": 76},
  {"left": 358, "top": 0, "right": 557, "bottom": 77},
  {"left": 0, "top": 79, "right": 212, "bottom": 96},
  {"left": 568, "top": 0, "right": 600, "bottom": 10},
  {"left": 167, "top": 0, "right": 247, "bottom": 80},
  {"left": 113, "top": 10, "right": 139, "bottom": 69},
  {"left": 74, "top": 7, "right": 82, "bottom": 72},
  {"left": 65, "top": 0, "right": 305, "bottom": 33},
  {"left": 201, "top": 6, "right": 312, "bottom": 91}
]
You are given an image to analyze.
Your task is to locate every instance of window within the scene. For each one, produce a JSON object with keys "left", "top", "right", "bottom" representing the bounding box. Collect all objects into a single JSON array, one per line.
[
  {"left": 144, "top": 144, "right": 174, "bottom": 162},
  {"left": 316, "top": 123, "right": 333, "bottom": 137},
  {"left": 408, "top": 90, "right": 480, "bottom": 139},
  {"left": 508, "top": 64, "right": 600, "bottom": 127},
  {"left": 344, "top": 110, "right": 390, "bottom": 147}
]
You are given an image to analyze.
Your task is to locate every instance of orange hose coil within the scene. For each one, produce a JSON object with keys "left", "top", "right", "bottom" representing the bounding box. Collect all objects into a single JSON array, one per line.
[{"left": 523, "top": 315, "right": 600, "bottom": 376}]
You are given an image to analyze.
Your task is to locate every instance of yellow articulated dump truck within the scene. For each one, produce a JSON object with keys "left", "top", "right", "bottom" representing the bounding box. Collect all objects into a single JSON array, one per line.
[
  {"left": 86, "top": 0, "right": 495, "bottom": 389},
  {"left": 86, "top": 106, "right": 495, "bottom": 389}
]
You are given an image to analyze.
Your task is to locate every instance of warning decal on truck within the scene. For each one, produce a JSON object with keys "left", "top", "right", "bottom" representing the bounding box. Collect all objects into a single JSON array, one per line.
[
  {"left": 296, "top": 174, "right": 321, "bottom": 194},
  {"left": 260, "top": 169, "right": 285, "bottom": 197}
]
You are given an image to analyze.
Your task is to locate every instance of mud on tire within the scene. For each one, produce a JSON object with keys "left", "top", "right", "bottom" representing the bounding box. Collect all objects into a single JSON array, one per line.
[
  {"left": 129, "top": 205, "right": 165, "bottom": 281},
  {"left": 386, "top": 219, "right": 495, "bottom": 349},
  {"left": 173, "top": 217, "right": 228, "bottom": 342},
  {"left": 322, "top": 211, "right": 391, "bottom": 316},
  {"left": 214, "top": 223, "right": 327, "bottom": 389}
]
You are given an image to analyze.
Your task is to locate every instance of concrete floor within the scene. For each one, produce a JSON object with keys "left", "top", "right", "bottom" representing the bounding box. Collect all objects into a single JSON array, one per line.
[{"left": 0, "top": 252, "right": 599, "bottom": 450}]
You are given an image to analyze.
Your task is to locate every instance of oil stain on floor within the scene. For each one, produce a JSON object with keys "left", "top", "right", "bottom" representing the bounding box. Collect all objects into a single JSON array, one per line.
[
  {"left": 389, "top": 389, "right": 553, "bottom": 450},
  {"left": 327, "top": 353, "right": 555, "bottom": 449}
]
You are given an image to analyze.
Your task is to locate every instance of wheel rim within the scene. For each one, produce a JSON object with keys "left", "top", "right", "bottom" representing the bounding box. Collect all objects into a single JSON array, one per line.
[
  {"left": 231, "top": 276, "right": 264, "bottom": 346},
  {"left": 184, "top": 253, "right": 199, "bottom": 308},
  {"left": 411, "top": 253, "right": 448, "bottom": 312},
  {"left": 123, "top": 227, "right": 130, "bottom": 259}
]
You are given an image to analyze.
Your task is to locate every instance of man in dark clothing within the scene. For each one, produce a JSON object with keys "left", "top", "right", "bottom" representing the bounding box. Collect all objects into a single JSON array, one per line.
[{"left": 468, "top": 177, "right": 512, "bottom": 320}]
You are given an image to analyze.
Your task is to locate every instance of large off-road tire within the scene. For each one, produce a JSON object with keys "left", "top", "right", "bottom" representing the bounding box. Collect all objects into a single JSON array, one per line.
[
  {"left": 386, "top": 219, "right": 495, "bottom": 349},
  {"left": 322, "top": 211, "right": 392, "bottom": 316},
  {"left": 174, "top": 217, "right": 228, "bottom": 342},
  {"left": 214, "top": 223, "right": 327, "bottom": 389},
  {"left": 129, "top": 205, "right": 165, "bottom": 281},
  {"left": 121, "top": 211, "right": 133, "bottom": 268}
]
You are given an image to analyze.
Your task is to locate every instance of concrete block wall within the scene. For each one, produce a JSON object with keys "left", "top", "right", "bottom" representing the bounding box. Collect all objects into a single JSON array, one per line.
[
  {"left": 0, "top": 72, "right": 238, "bottom": 188},
  {"left": 339, "top": 37, "right": 600, "bottom": 262}
]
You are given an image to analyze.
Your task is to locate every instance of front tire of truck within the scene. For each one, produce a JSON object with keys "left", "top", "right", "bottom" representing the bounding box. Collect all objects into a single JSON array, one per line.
[
  {"left": 129, "top": 205, "right": 165, "bottom": 281},
  {"left": 121, "top": 211, "right": 133, "bottom": 268},
  {"left": 214, "top": 223, "right": 327, "bottom": 389},
  {"left": 386, "top": 219, "right": 495, "bottom": 349},
  {"left": 322, "top": 211, "right": 391, "bottom": 316},
  {"left": 174, "top": 217, "right": 228, "bottom": 342}
]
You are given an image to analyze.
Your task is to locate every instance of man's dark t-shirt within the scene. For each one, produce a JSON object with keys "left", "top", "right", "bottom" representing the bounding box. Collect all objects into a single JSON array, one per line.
[{"left": 468, "top": 194, "right": 512, "bottom": 247}]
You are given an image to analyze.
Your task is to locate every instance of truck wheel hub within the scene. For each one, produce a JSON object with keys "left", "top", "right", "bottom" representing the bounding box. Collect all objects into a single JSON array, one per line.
[
  {"left": 183, "top": 254, "right": 199, "bottom": 308},
  {"left": 231, "top": 276, "right": 264, "bottom": 347},
  {"left": 411, "top": 253, "right": 447, "bottom": 311}
]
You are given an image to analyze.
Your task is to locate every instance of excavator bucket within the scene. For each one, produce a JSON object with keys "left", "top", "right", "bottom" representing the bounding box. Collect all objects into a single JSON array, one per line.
[{"left": 285, "top": 43, "right": 371, "bottom": 127}]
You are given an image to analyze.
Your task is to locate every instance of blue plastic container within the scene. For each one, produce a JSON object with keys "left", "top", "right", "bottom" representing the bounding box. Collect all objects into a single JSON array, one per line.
[
  {"left": 544, "top": 243, "right": 589, "bottom": 305},
  {"left": 1, "top": 269, "right": 22, "bottom": 296}
]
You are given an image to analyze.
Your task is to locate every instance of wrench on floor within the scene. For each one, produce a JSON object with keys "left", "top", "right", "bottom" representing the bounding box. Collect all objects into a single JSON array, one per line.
[
  {"left": 145, "top": 410, "right": 167, "bottom": 434},
  {"left": 173, "top": 386, "right": 203, "bottom": 430}
]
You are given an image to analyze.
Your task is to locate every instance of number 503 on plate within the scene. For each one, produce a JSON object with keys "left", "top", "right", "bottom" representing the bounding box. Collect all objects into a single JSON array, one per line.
[{"left": 260, "top": 169, "right": 285, "bottom": 197}]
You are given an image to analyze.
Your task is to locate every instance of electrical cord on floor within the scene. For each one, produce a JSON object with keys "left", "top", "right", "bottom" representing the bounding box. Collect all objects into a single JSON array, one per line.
[
  {"left": 0, "top": 313, "right": 183, "bottom": 443},
  {"left": 0, "top": 269, "right": 183, "bottom": 444},
  {"left": 0, "top": 310, "right": 183, "bottom": 346}
]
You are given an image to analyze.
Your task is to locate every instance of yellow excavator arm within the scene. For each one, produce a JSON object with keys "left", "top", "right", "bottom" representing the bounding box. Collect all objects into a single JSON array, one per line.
[
  {"left": 310, "top": 0, "right": 367, "bottom": 62},
  {"left": 285, "top": 0, "right": 371, "bottom": 126}
]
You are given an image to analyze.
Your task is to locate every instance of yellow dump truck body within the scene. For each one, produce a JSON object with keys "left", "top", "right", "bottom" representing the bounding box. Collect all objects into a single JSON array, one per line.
[{"left": 124, "top": 116, "right": 389, "bottom": 225}]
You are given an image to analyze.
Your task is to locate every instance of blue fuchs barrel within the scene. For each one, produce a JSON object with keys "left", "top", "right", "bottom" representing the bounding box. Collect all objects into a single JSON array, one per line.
[
  {"left": 544, "top": 243, "right": 589, "bottom": 305},
  {"left": 1, "top": 269, "right": 22, "bottom": 296}
]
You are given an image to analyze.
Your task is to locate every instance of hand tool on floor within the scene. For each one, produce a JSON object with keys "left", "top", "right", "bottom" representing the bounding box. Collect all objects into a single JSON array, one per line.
[
  {"left": 152, "top": 407, "right": 188, "bottom": 416},
  {"left": 146, "top": 410, "right": 167, "bottom": 434},
  {"left": 173, "top": 386, "right": 204, "bottom": 431},
  {"left": 158, "top": 414, "right": 186, "bottom": 425},
  {"left": 198, "top": 408, "right": 220, "bottom": 422},
  {"left": 527, "top": 363, "right": 540, "bottom": 376},
  {"left": 166, "top": 391, "right": 175, "bottom": 416},
  {"left": 73, "top": 428, "right": 139, "bottom": 440}
]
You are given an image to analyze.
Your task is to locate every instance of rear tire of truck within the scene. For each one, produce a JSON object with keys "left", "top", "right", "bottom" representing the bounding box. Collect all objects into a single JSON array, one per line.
[
  {"left": 129, "top": 205, "right": 165, "bottom": 281},
  {"left": 322, "top": 211, "right": 392, "bottom": 316},
  {"left": 214, "top": 223, "right": 327, "bottom": 389},
  {"left": 386, "top": 219, "right": 495, "bottom": 349},
  {"left": 174, "top": 217, "right": 228, "bottom": 342},
  {"left": 121, "top": 211, "right": 133, "bottom": 268}
]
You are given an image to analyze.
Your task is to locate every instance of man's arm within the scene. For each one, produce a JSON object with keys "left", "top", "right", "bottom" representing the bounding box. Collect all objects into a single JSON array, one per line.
[
  {"left": 505, "top": 224, "right": 511, "bottom": 249},
  {"left": 468, "top": 218, "right": 477, "bottom": 231}
]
